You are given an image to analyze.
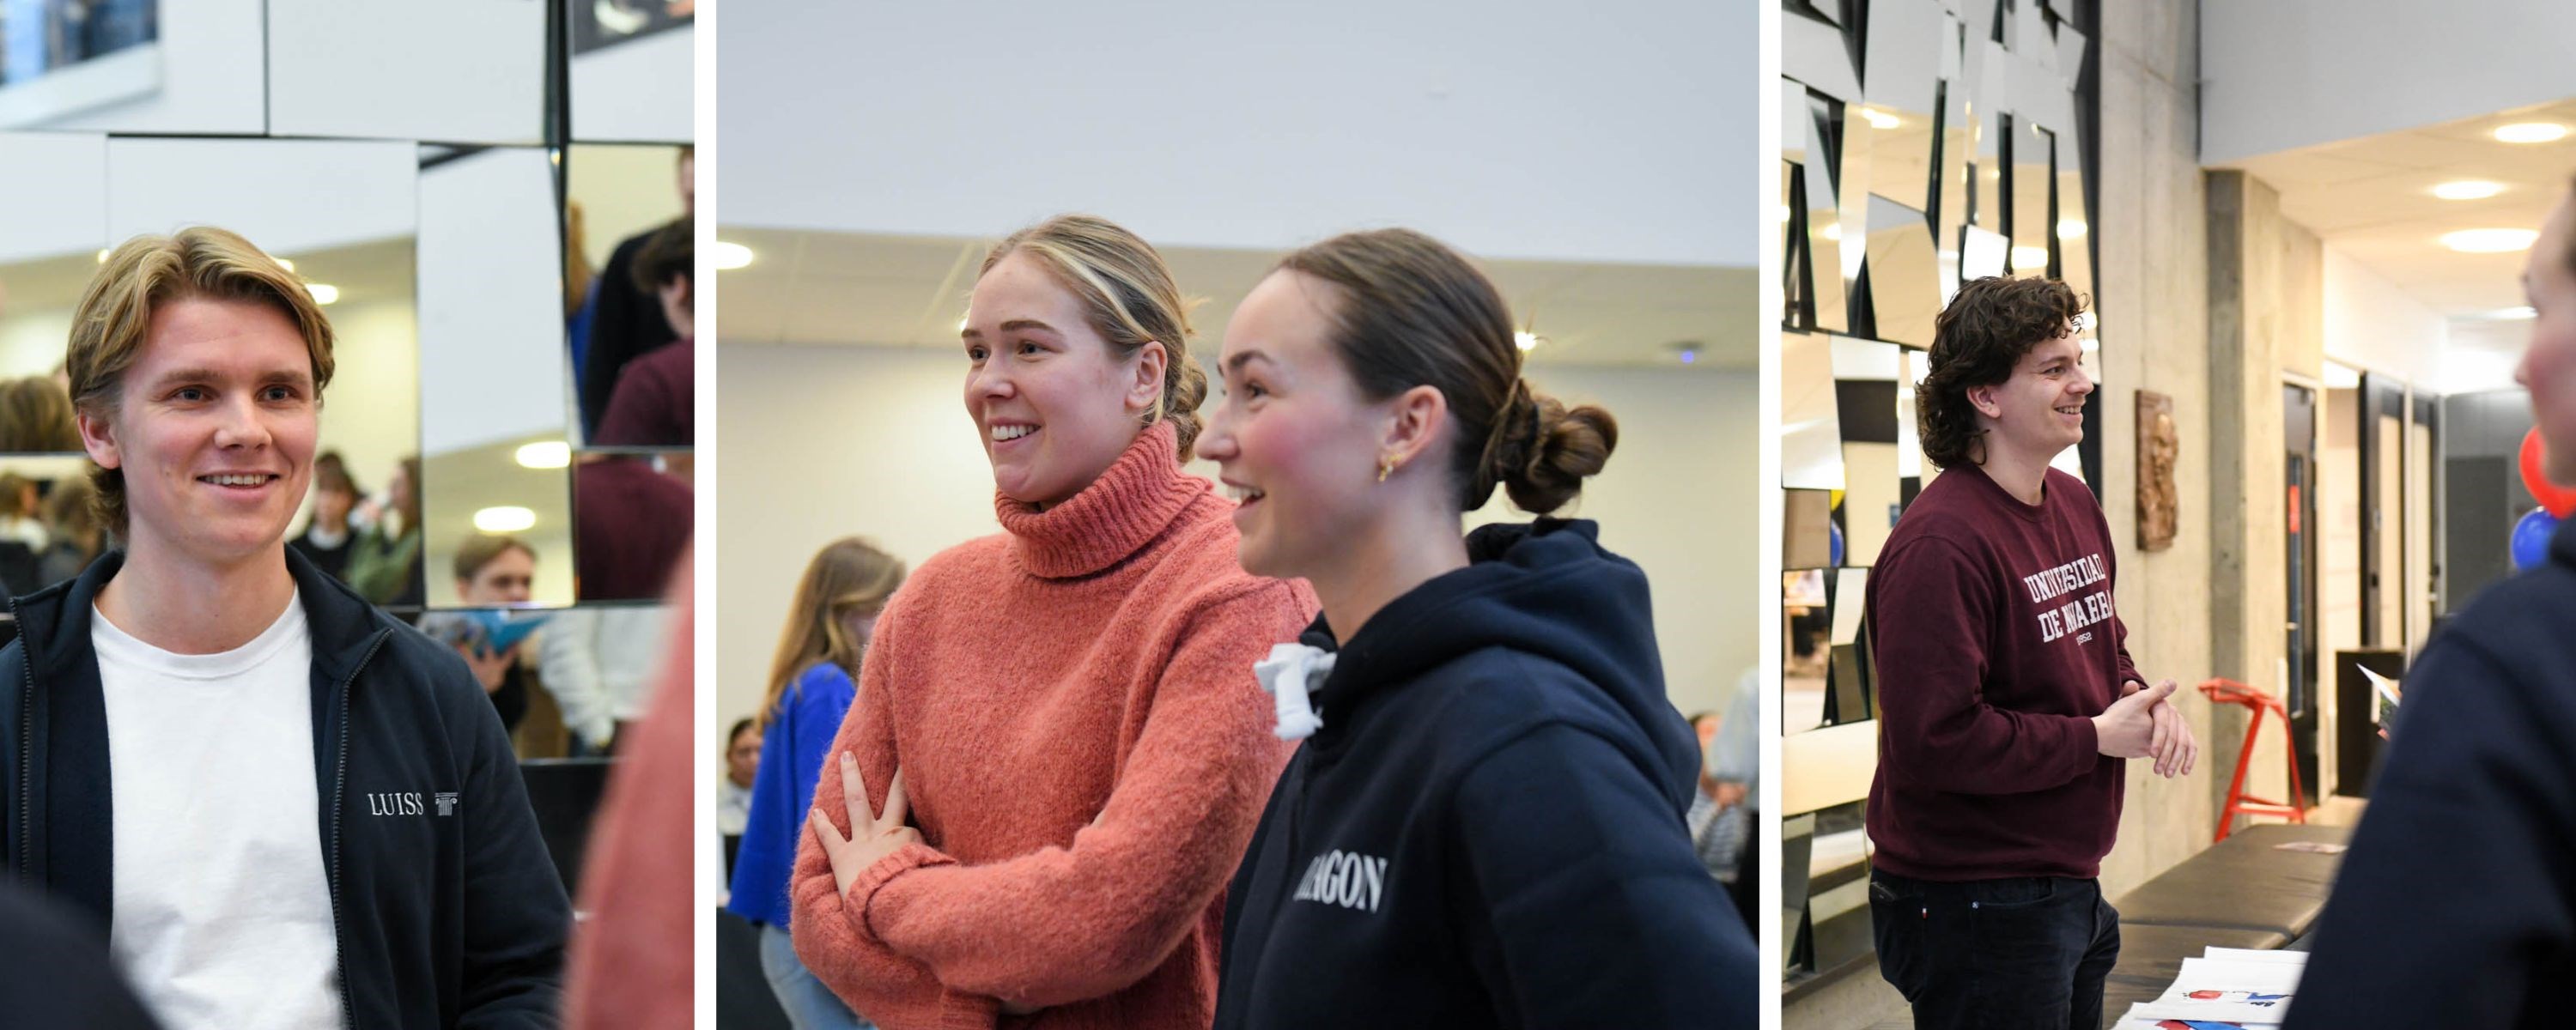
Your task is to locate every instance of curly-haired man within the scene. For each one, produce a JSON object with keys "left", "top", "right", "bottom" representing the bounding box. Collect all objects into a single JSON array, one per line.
[{"left": 1862, "top": 276, "right": 2196, "bottom": 1029}]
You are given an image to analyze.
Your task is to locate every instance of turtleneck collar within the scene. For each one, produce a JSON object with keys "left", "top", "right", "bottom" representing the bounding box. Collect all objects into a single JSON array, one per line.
[{"left": 995, "top": 420, "right": 1210, "bottom": 579}]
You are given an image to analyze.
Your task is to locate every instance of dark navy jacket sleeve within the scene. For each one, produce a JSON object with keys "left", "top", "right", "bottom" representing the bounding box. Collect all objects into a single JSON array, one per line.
[
  {"left": 1449, "top": 722, "right": 1758, "bottom": 1027},
  {"left": 2284, "top": 635, "right": 2576, "bottom": 1029},
  {"left": 454, "top": 679, "right": 574, "bottom": 1027}
]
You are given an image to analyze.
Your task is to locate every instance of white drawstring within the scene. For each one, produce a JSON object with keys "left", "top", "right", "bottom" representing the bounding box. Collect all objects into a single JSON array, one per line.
[{"left": 1253, "top": 642, "right": 1333, "bottom": 741}]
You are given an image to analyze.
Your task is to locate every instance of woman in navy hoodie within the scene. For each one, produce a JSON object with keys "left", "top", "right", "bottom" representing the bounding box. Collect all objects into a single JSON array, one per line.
[{"left": 1199, "top": 228, "right": 1757, "bottom": 1028}]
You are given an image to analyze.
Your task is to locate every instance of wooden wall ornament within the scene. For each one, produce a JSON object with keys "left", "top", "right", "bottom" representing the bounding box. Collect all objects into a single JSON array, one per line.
[{"left": 2138, "top": 388, "right": 2178, "bottom": 551}]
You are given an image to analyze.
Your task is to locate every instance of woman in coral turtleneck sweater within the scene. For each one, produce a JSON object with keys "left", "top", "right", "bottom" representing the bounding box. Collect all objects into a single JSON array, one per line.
[{"left": 789, "top": 215, "right": 1316, "bottom": 1030}]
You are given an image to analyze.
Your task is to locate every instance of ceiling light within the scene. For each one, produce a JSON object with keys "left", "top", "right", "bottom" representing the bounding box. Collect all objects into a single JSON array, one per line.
[
  {"left": 474, "top": 506, "right": 538, "bottom": 533},
  {"left": 2010, "top": 245, "right": 2050, "bottom": 270},
  {"left": 1860, "top": 107, "right": 1901, "bottom": 130},
  {"left": 2056, "top": 219, "right": 2087, "bottom": 239},
  {"left": 94, "top": 249, "right": 109, "bottom": 264},
  {"left": 712, "top": 241, "right": 754, "bottom": 270},
  {"left": 275, "top": 258, "right": 295, "bottom": 272},
  {"left": 1776, "top": 203, "right": 1794, "bottom": 224},
  {"left": 515, "top": 441, "right": 571, "bottom": 469},
  {"left": 2079, "top": 338, "right": 2099, "bottom": 352},
  {"left": 2440, "top": 228, "right": 2538, "bottom": 253},
  {"left": 2482, "top": 306, "right": 2537, "bottom": 321},
  {"left": 306, "top": 283, "right": 340, "bottom": 305},
  {"left": 957, "top": 315, "right": 969, "bottom": 334},
  {"left": 1678, "top": 348, "right": 1698, "bottom": 365},
  {"left": 1820, "top": 223, "right": 1842, "bottom": 241},
  {"left": 2432, "top": 180, "right": 2505, "bottom": 201},
  {"left": 2494, "top": 123, "right": 2570, "bottom": 144},
  {"left": 1515, "top": 331, "right": 1542, "bottom": 352}
]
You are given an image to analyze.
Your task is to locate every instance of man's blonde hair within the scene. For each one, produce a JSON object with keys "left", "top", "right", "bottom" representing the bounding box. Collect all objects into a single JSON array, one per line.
[{"left": 65, "top": 227, "right": 337, "bottom": 530}]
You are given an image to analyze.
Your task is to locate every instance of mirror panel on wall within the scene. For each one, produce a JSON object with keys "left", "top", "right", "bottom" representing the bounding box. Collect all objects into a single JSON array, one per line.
[
  {"left": 568, "top": 2, "right": 694, "bottom": 144},
  {"left": 265, "top": 0, "right": 545, "bottom": 144},
  {"left": 1783, "top": 330, "right": 1845, "bottom": 491},
  {"left": 418, "top": 146, "right": 574, "bottom": 609}
]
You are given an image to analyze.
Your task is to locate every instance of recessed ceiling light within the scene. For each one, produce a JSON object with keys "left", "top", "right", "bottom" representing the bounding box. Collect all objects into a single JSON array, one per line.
[
  {"left": 1514, "top": 331, "right": 1542, "bottom": 352},
  {"left": 1820, "top": 223, "right": 1843, "bottom": 242},
  {"left": 2056, "top": 219, "right": 2087, "bottom": 239},
  {"left": 515, "top": 441, "right": 571, "bottom": 469},
  {"left": 2482, "top": 306, "right": 2537, "bottom": 321},
  {"left": 1776, "top": 203, "right": 1795, "bottom": 224},
  {"left": 94, "top": 249, "right": 109, "bottom": 264},
  {"left": 2011, "top": 245, "right": 2050, "bottom": 270},
  {"left": 2494, "top": 123, "right": 2570, "bottom": 144},
  {"left": 1860, "top": 107, "right": 1901, "bottom": 130},
  {"left": 306, "top": 283, "right": 340, "bottom": 305},
  {"left": 275, "top": 258, "right": 295, "bottom": 272},
  {"left": 2440, "top": 228, "right": 2539, "bottom": 253},
  {"left": 711, "top": 241, "right": 754, "bottom": 270},
  {"left": 2432, "top": 180, "right": 2506, "bottom": 201},
  {"left": 474, "top": 506, "right": 538, "bottom": 533}
]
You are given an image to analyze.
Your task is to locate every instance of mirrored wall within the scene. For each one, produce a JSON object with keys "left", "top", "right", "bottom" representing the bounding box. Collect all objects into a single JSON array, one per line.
[{"left": 0, "top": 2, "right": 692, "bottom": 755}]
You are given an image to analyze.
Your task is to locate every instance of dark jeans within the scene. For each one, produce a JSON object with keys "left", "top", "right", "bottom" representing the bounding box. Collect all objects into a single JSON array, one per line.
[{"left": 1869, "top": 869, "right": 2120, "bottom": 1030}]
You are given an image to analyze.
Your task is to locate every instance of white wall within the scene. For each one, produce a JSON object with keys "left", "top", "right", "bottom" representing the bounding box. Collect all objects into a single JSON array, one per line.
[
  {"left": 715, "top": 345, "right": 1760, "bottom": 730},
  {"left": 417, "top": 148, "right": 566, "bottom": 456},
  {"left": 568, "top": 144, "right": 691, "bottom": 269},
  {"left": 718, "top": 1, "right": 1758, "bottom": 267},
  {"left": 106, "top": 138, "right": 416, "bottom": 257},
  {"left": 2322, "top": 246, "right": 2448, "bottom": 389},
  {"left": 0, "top": 132, "right": 107, "bottom": 263},
  {"left": 571, "top": 26, "right": 695, "bottom": 143},
  {"left": 21, "top": 0, "right": 265, "bottom": 135},
  {"left": 317, "top": 300, "right": 423, "bottom": 503},
  {"left": 0, "top": 311, "right": 76, "bottom": 380},
  {"left": 266, "top": 0, "right": 546, "bottom": 144},
  {"left": 2201, "top": 1, "right": 2576, "bottom": 165}
]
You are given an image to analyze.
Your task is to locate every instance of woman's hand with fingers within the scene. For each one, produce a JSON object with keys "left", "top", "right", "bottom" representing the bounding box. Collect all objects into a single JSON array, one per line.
[{"left": 809, "top": 752, "right": 920, "bottom": 898}]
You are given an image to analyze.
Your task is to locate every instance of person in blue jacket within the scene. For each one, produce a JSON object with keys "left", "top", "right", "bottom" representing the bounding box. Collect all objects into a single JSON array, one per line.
[
  {"left": 2284, "top": 178, "right": 2576, "bottom": 1030},
  {"left": 727, "top": 536, "right": 906, "bottom": 1030},
  {"left": 1198, "top": 227, "right": 1757, "bottom": 1028},
  {"left": 2, "top": 227, "right": 567, "bottom": 1027}
]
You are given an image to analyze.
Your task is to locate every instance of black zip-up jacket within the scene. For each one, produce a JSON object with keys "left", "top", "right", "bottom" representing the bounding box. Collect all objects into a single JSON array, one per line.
[
  {"left": 2285, "top": 518, "right": 2576, "bottom": 1030},
  {"left": 3, "top": 548, "right": 570, "bottom": 1028},
  {"left": 1214, "top": 519, "right": 1757, "bottom": 1028}
]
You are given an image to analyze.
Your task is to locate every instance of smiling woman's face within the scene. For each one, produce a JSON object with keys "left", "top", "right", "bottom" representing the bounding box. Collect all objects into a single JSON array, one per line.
[{"left": 959, "top": 251, "right": 1160, "bottom": 508}]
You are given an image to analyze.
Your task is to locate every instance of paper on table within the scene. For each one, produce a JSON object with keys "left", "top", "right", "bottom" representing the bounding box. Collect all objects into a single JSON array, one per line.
[
  {"left": 2200, "top": 947, "right": 2307, "bottom": 966},
  {"left": 2129, "top": 956, "right": 2301, "bottom": 1024}
]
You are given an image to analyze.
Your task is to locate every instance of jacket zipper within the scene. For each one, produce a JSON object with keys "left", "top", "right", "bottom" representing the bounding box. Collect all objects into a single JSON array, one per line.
[
  {"left": 326, "top": 630, "right": 391, "bottom": 1030},
  {"left": 9, "top": 593, "right": 29, "bottom": 882}
]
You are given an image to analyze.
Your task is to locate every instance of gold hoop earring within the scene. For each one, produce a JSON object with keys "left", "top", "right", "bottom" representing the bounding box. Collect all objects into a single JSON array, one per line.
[{"left": 1377, "top": 454, "right": 1400, "bottom": 482}]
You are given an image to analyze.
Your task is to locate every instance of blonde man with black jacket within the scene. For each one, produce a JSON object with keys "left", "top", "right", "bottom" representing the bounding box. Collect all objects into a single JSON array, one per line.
[{"left": 2, "top": 227, "right": 568, "bottom": 1028}]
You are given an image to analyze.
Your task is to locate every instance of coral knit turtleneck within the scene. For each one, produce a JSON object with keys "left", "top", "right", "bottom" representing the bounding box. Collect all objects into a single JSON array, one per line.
[{"left": 791, "top": 421, "right": 1318, "bottom": 1030}]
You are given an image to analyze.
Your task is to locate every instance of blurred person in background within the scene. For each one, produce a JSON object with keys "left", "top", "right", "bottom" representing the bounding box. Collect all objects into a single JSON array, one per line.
[
  {"left": 0, "top": 375, "right": 82, "bottom": 451},
  {"left": 0, "top": 472, "right": 50, "bottom": 594},
  {"left": 288, "top": 451, "right": 360, "bottom": 581},
  {"left": 730, "top": 536, "right": 904, "bottom": 1030},
  {"left": 721, "top": 718, "right": 759, "bottom": 872},
  {"left": 39, "top": 476, "right": 106, "bottom": 587},
  {"left": 594, "top": 216, "right": 695, "bottom": 447},
  {"left": 344, "top": 453, "right": 423, "bottom": 608},
  {"left": 445, "top": 534, "right": 542, "bottom": 732},
  {"left": 579, "top": 148, "right": 692, "bottom": 438},
  {"left": 541, "top": 603, "right": 673, "bottom": 756}
]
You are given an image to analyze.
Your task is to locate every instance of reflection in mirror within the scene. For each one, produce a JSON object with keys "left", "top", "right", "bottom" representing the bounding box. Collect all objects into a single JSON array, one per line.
[
  {"left": 1786, "top": 488, "right": 1836, "bottom": 570},
  {"left": 1802, "top": 92, "right": 1850, "bottom": 334},
  {"left": 0, "top": 133, "right": 109, "bottom": 427},
  {"left": 2010, "top": 121, "right": 2055, "bottom": 276},
  {"left": 1825, "top": 567, "right": 1873, "bottom": 723},
  {"left": 568, "top": 1, "right": 694, "bottom": 143},
  {"left": 0, "top": 455, "right": 102, "bottom": 597},
  {"left": 2057, "top": 139, "right": 2095, "bottom": 306},
  {"left": 574, "top": 452, "right": 692, "bottom": 603},
  {"left": 1782, "top": 568, "right": 1829, "bottom": 734},
  {"left": 422, "top": 434, "right": 575, "bottom": 609},
  {"left": 1833, "top": 336, "right": 1904, "bottom": 566},
  {"left": 567, "top": 143, "right": 693, "bottom": 442},
  {"left": 1863, "top": 197, "right": 1941, "bottom": 347},
  {"left": 1783, "top": 331, "right": 1846, "bottom": 490}
]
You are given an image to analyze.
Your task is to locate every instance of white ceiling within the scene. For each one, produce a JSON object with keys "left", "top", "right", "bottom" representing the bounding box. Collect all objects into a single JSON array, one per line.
[
  {"left": 0, "top": 236, "right": 416, "bottom": 317},
  {"left": 713, "top": 227, "right": 1760, "bottom": 372},
  {"left": 2231, "top": 97, "right": 2574, "bottom": 318}
]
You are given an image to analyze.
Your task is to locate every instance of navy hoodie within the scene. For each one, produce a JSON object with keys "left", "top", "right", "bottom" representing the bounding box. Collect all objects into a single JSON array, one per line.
[
  {"left": 2284, "top": 518, "right": 2576, "bottom": 1030},
  {"left": 1213, "top": 519, "right": 1757, "bottom": 1029},
  {"left": 3, "top": 548, "right": 569, "bottom": 1028}
]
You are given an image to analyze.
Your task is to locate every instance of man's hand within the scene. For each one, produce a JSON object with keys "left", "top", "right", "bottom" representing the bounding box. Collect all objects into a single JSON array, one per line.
[
  {"left": 2122, "top": 678, "right": 2199, "bottom": 778},
  {"left": 809, "top": 752, "right": 921, "bottom": 899},
  {"left": 2094, "top": 679, "right": 2178, "bottom": 763},
  {"left": 459, "top": 643, "right": 513, "bottom": 694},
  {"left": 1712, "top": 781, "right": 1749, "bottom": 809}
]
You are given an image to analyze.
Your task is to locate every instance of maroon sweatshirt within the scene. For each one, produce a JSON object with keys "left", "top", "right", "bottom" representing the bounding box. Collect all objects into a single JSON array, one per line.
[{"left": 1863, "top": 464, "right": 2143, "bottom": 881}]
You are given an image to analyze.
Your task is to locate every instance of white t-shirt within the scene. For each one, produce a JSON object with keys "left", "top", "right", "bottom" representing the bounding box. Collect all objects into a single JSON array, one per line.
[{"left": 98, "top": 593, "right": 345, "bottom": 1030}]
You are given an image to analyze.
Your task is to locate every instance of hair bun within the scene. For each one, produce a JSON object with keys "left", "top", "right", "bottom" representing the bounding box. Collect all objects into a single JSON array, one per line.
[{"left": 1488, "top": 382, "right": 1617, "bottom": 514}]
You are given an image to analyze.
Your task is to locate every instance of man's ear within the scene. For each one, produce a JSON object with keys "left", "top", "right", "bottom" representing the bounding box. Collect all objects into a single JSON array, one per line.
[{"left": 76, "top": 406, "right": 121, "bottom": 471}]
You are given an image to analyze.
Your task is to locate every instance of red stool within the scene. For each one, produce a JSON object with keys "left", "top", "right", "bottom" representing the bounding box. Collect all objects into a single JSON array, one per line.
[{"left": 2199, "top": 678, "right": 2309, "bottom": 842}]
